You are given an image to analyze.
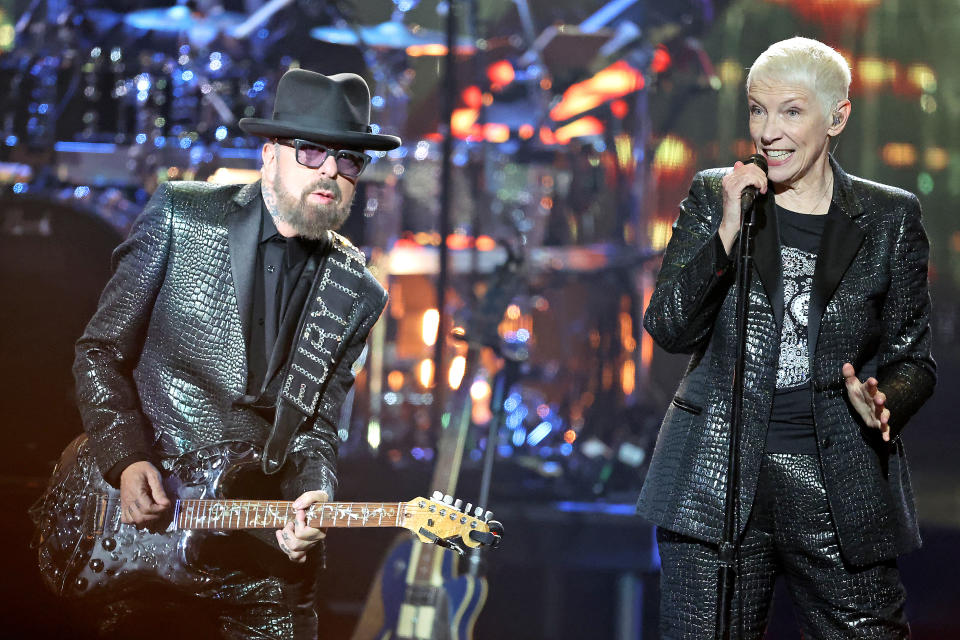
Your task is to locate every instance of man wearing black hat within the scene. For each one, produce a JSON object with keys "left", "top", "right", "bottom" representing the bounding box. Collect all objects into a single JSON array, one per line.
[{"left": 70, "top": 69, "right": 400, "bottom": 638}]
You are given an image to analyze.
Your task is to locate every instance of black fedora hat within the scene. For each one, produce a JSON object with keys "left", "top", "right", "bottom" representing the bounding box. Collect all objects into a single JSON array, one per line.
[{"left": 239, "top": 69, "right": 401, "bottom": 151}]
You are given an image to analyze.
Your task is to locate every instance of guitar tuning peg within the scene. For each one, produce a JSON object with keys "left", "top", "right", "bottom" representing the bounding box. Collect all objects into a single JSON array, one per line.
[
  {"left": 464, "top": 503, "right": 473, "bottom": 514},
  {"left": 432, "top": 490, "right": 443, "bottom": 501},
  {"left": 453, "top": 498, "right": 463, "bottom": 510},
  {"left": 443, "top": 494, "right": 454, "bottom": 505},
  {"left": 484, "top": 510, "right": 493, "bottom": 522},
  {"left": 474, "top": 506, "right": 484, "bottom": 517}
]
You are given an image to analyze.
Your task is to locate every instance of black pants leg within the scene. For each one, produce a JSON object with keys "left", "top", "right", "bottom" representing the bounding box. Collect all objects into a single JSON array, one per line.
[
  {"left": 763, "top": 454, "right": 909, "bottom": 639},
  {"left": 656, "top": 453, "right": 909, "bottom": 640},
  {"left": 656, "top": 525, "right": 778, "bottom": 639},
  {"left": 96, "top": 537, "right": 321, "bottom": 640}
]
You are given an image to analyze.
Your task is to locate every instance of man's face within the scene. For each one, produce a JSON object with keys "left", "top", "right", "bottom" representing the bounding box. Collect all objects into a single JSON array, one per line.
[{"left": 261, "top": 141, "right": 359, "bottom": 240}]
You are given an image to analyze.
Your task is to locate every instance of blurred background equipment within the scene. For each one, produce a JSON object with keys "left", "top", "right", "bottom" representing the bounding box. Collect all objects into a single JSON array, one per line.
[{"left": 2, "top": 0, "right": 960, "bottom": 638}]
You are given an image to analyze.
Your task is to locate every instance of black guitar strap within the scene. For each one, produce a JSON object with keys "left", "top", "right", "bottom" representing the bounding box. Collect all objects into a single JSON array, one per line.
[{"left": 262, "top": 231, "right": 369, "bottom": 474}]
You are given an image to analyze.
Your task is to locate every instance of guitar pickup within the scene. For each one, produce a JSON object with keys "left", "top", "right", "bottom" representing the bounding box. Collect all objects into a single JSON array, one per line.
[{"left": 84, "top": 494, "right": 110, "bottom": 538}]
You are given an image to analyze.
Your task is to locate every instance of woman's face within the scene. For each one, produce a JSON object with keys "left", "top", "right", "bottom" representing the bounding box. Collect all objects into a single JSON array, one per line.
[{"left": 747, "top": 78, "right": 835, "bottom": 189}]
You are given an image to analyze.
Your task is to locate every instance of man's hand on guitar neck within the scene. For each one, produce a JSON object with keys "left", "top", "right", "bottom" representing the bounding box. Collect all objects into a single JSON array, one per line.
[
  {"left": 119, "top": 461, "right": 171, "bottom": 527},
  {"left": 276, "top": 490, "right": 329, "bottom": 563}
]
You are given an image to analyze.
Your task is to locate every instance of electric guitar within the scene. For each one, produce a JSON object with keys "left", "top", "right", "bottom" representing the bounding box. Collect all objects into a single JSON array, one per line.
[{"left": 32, "top": 434, "right": 502, "bottom": 601}]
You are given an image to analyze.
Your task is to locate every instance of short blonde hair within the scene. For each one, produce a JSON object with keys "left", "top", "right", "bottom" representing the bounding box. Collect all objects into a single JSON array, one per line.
[{"left": 746, "top": 37, "right": 851, "bottom": 120}]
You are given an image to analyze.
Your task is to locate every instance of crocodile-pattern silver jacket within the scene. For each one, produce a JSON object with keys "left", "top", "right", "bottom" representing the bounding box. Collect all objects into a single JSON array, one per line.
[
  {"left": 638, "top": 157, "right": 936, "bottom": 566},
  {"left": 73, "top": 180, "right": 387, "bottom": 501}
]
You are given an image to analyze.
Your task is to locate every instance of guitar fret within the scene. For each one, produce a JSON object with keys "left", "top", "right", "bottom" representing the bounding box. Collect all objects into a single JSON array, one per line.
[
  {"left": 174, "top": 500, "right": 428, "bottom": 533},
  {"left": 273, "top": 501, "right": 283, "bottom": 527}
]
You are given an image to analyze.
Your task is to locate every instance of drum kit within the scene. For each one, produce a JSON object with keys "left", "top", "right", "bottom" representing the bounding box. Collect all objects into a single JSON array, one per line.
[
  {"left": 1, "top": 0, "right": 489, "bottom": 230},
  {"left": 0, "top": 0, "right": 693, "bottom": 498}
]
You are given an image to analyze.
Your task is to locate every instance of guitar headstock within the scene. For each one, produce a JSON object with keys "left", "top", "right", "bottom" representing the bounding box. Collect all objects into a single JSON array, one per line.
[{"left": 401, "top": 491, "right": 503, "bottom": 552}]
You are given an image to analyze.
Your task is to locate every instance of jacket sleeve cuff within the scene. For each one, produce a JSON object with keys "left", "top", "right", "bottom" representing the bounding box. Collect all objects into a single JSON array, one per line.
[
  {"left": 712, "top": 231, "right": 736, "bottom": 276},
  {"left": 103, "top": 452, "right": 156, "bottom": 488}
]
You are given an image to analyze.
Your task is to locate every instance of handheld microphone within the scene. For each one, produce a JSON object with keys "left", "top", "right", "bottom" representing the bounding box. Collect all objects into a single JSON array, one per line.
[{"left": 739, "top": 154, "right": 768, "bottom": 214}]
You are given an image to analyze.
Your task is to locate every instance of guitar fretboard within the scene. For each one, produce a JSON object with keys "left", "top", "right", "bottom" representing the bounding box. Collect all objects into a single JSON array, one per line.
[{"left": 174, "top": 500, "right": 404, "bottom": 530}]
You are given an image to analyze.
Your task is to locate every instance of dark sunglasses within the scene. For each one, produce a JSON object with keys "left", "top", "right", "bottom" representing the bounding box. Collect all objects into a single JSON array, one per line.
[{"left": 275, "top": 138, "right": 370, "bottom": 179}]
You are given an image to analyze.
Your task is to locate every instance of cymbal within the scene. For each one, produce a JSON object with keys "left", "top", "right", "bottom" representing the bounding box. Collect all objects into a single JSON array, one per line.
[
  {"left": 124, "top": 6, "right": 244, "bottom": 33},
  {"left": 310, "top": 21, "right": 475, "bottom": 54}
]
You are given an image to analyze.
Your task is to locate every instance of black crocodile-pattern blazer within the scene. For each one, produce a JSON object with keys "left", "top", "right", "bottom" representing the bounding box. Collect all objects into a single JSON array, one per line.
[
  {"left": 638, "top": 157, "right": 936, "bottom": 566},
  {"left": 74, "top": 180, "right": 387, "bottom": 500}
]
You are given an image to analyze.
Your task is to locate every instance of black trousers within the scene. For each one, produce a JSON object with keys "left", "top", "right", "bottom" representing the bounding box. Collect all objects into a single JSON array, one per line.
[
  {"left": 94, "top": 533, "right": 321, "bottom": 640},
  {"left": 657, "top": 453, "right": 909, "bottom": 639}
]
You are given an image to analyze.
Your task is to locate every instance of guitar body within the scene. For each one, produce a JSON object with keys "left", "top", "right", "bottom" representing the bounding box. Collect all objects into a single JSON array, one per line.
[
  {"left": 361, "top": 536, "right": 487, "bottom": 640},
  {"left": 32, "top": 435, "right": 260, "bottom": 600}
]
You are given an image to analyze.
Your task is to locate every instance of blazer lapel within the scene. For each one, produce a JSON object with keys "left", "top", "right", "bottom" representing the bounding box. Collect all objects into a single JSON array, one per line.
[
  {"left": 807, "top": 157, "right": 866, "bottom": 359},
  {"left": 226, "top": 181, "right": 263, "bottom": 346},
  {"left": 750, "top": 189, "right": 784, "bottom": 329}
]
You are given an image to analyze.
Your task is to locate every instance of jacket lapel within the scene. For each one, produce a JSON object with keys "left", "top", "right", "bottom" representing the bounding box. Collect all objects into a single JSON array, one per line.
[
  {"left": 226, "top": 181, "right": 263, "bottom": 346},
  {"left": 807, "top": 157, "right": 866, "bottom": 359},
  {"left": 750, "top": 189, "right": 784, "bottom": 329}
]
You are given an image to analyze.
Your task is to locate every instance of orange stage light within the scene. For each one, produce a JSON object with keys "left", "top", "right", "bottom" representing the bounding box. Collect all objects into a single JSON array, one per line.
[
  {"left": 881, "top": 143, "right": 917, "bottom": 168},
  {"left": 549, "top": 61, "right": 645, "bottom": 122},
  {"left": 555, "top": 116, "right": 604, "bottom": 143},
  {"left": 924, "top": 147, "right": 949, "bottom": 172},
  {"left": 406, "top": 44, "right": 448, "bottom": 57},
  {"left": 651, "top": 45, "right": 671, "bottom": 74},
  {"left": 448, "top": 355, "right": 466, "bottom": 390},
  {"left": 483, "top": 122, "right": 510, "bottom": 143},
  {"left": 462, "top": 85, "right": 483, "bottom": 109},
  {"left": 476, "top": 235, "right": 496, "bottom": 251},
  {"left": 539, "top": 127, "right": 558, "bottom": 145},
  {"left": 451, "top": 107, "right": 480, "bottom": 139},
  {"left": 653, "top": 135, "right": 694, "bottom": 174},
  {"left": 446, "top": 233, "right": 472, "bottom": 250},
  {"left": 487, "top": 60, "right": 515, "bottom": 89},
  {"left": 610, "top": 99, "right": 629, "bottom": 119}
]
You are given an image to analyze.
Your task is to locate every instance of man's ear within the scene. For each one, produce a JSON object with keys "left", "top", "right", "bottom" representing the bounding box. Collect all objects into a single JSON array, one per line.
[{"left": 261, "top": 141, "right": 276, "bottom": 169}]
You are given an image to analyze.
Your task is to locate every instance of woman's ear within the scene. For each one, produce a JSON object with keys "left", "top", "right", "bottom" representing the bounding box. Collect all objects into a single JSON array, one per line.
[{"left": 828, "top": 100, "right": 851, "bottom": 136}]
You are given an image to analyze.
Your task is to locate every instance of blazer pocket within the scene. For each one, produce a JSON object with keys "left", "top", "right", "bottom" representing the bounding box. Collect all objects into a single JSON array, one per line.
[{"left": 671, "top": 395, "right": 703, "bottom": 416}]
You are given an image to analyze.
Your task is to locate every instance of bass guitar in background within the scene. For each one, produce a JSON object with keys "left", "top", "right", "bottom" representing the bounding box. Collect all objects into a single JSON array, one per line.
[{"left": 352, "top": 244, "right": 522, "bottom": 640}]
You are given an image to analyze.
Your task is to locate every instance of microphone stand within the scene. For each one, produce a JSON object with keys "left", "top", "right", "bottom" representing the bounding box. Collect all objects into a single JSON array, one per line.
[{"left": 715, "top": 189, "right": 762, "bottom": 640}]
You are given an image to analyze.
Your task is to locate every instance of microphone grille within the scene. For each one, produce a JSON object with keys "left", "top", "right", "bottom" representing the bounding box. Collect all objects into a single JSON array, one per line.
[{"left": 747, "top": 153, "right": 768, "bottom": 174}]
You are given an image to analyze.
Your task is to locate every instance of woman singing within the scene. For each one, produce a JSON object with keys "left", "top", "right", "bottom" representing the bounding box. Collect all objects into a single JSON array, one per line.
[{"left": 638, "top": 37, "right": 936, "bottom": 638}]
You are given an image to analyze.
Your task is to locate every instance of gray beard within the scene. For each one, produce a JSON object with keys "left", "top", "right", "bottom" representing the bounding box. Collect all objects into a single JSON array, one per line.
[{"left": 263, "top": 168, "right": 354, "bottom": 240}]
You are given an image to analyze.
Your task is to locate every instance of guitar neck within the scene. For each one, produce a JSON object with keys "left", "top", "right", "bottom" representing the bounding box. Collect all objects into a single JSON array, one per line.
[{"left": 174, "top": 500, "right": 405, "bottom": 530}]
